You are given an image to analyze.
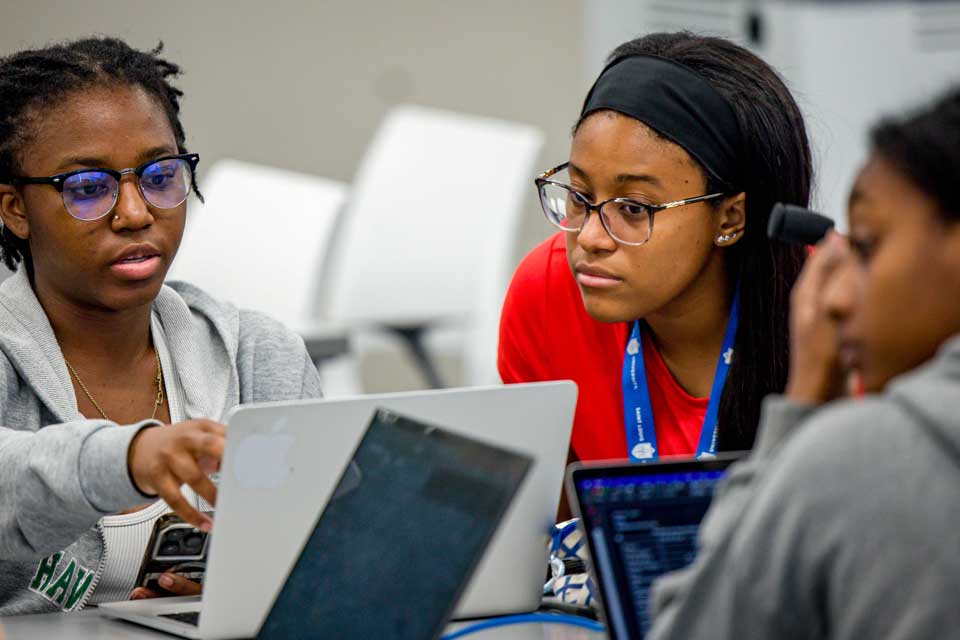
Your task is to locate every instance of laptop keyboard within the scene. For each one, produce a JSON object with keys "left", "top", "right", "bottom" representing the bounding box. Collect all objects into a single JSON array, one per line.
[{"left": 160, "top": 611, "right": 200, "bottom": 626}]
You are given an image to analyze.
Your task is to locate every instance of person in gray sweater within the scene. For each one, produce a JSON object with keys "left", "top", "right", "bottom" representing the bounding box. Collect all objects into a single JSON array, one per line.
[
  {"left": 648, "top": 89, "right": 960, "bottom": 638},
  {"left": 0, "top": 39, "right": 321, "bottom": 614}
]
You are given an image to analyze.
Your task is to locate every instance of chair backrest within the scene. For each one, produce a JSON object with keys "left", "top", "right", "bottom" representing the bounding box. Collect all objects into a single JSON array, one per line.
[
  {"left": 320, "top": 105, "right": 544, "bottom": 332},
  {"left": 167, "top": 159, "right": 347, "bottom": 333}
]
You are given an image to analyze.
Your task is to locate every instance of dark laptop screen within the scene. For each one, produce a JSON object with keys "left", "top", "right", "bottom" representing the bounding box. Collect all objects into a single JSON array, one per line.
[
  {"left": 257, "top": 409, "right": 531, "bottom": 640},
  {"left": 575, "top": 464, "right": 732, "bottom": 639}
]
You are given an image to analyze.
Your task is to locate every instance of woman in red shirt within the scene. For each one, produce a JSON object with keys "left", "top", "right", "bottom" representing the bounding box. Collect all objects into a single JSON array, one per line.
[{"left": 499, "top": 33, "right": 811, "bottom": 474}]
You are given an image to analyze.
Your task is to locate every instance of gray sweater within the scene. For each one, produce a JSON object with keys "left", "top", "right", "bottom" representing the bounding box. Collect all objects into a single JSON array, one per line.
[
  {"left": 0, "top": 269, "right": 322, "bottom": 615},
  {"left": 648, "top": 334, "right": 960, "bottom": 639}
]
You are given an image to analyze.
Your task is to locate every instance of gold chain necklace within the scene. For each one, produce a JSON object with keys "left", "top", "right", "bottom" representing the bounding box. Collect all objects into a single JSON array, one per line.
[{"left": 64, "top": 349, "right": 164, "bottom": 421}]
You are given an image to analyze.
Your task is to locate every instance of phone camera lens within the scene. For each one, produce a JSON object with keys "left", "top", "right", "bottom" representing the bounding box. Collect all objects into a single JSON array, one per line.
[
  {"left": 183, "top": 534, "right": 204, "bottom": 553},
  {"left": 160, "top": 542, "right": 181, "bottom": 557},
  {"left": 165, "top": 529, "right": 185, "bottom": 542}
]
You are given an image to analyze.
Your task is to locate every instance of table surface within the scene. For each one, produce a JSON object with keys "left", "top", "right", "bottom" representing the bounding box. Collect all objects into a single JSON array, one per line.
[{"left": 0, "top": 609, "right": 607, "bottom": 639}]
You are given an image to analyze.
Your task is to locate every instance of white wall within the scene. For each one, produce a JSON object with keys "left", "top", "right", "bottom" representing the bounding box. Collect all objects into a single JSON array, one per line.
[
  {"left": 0, "top": 0, "right": 587, "bottom": 260},
  {"left": 584, "top": 0, "right": 960, "bottom": 229},
  {"left": 762, "top": 1, "right": 960, "bottom": 228},
  {"left": 9, "top": 1, "right": 958, "bottom": 270}
]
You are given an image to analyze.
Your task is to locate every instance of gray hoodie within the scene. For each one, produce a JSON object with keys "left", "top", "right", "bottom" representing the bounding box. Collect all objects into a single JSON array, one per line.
[
  {"left": 648, "top": 334, "right": 960, "bottom": 639},
  {"left": 0, "top": 269, "right": 322, "bottom": 615}
]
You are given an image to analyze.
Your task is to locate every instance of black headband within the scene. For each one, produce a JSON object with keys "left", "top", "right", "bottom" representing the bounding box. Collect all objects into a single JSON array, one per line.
[{"left": 581, "top": 54, "right": 743, "bottom": 189}]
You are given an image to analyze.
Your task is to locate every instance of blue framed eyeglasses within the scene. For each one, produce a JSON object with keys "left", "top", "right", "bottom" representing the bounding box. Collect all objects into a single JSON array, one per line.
[{"left": 8, "top": 153, "right": 200, "bottom": 221}]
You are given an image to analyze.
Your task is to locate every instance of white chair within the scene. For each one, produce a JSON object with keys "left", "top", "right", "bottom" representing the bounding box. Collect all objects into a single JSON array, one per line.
[
  {"left": 317, "top": 104, "right": 545, "bottom": 389},
  {"left": 167, "top": 159, "right": 349, "bottom": 360}
]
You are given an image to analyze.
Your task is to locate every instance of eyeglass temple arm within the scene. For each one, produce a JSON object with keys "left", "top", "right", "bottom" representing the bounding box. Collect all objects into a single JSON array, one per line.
[
  {"left": 536, "top": 162, "right": 570, "bottom": 182},
  {"left": 10, "top": 176, "right": 61, "bottom": 185},
  {"left": 659, "top": 192, "right": 726, "bottom": 210}
]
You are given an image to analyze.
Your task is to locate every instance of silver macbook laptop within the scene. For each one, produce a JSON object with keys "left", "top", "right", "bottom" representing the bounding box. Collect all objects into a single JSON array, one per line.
[
  {"left": 256, "top": 407, "right": 532, "bottom": 639},
  {"left": 100, "top": 381, "right": 576, "bottom": 639}
]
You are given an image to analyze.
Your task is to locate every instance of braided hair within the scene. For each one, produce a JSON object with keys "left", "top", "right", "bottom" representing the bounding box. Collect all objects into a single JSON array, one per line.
[{"left": 0, "top": 37, "right": 198, "bottom": 271}]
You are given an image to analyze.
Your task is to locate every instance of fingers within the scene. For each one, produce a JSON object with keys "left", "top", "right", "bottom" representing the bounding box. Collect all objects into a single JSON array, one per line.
[
  {"left": 178, "top": 427, "right": 223, "bottom": 507},
  {"left": 185, "top": 430, "right": 225, "bottom": 466},
  {"left": 197, "top": 455, "right": 220, "bottom": 475},
  {"left": 786, "top": 231, "right": 852, "bottom": 404},
  {"left": 129, "top": 573, "right": 203, "bottom": 600},
  {"left": 188, "top": 474, "right": 218, "bottom": 508},
  {"left": 157, "top": 572, "right": 203, "bottom": 596},
  {"left": 130, "top": 586, "right": 158, "bottom": 600},
  {"left": 798, "top": 232, "right": 849, "bottom": 296},
  {"left": 792, "top": 232, "right": 849, "bottom": 331},
  {"left": 155, "top": 476, "right": 212, "bottom": 532},
  {"left": 192, "top": 419, "right": 227, "bottom": 439},
  {"left": 128, "top": 421, "right": 226, "bottom": 528},
  {"left": 168, "top": 452, "right": 218, "bottom": 508}
]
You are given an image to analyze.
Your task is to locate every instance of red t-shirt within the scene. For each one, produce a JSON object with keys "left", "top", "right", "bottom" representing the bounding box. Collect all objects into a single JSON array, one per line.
[{"left": 498, "top": 233, "right": 708, "bottom": 461}]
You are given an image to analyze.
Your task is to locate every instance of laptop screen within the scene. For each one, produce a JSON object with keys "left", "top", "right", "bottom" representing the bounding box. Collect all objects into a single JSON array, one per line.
[
  {"left": 573, "top": 459, "right": 738, "bottom": 639},
  {"left": 257, "top": 408, "right": 531, "bottom": 640}
]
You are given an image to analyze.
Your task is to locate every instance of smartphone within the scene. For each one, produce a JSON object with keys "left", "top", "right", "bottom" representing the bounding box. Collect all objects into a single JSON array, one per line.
[{"left": 135, "top": 513, "right": 211, "bottom": 592}]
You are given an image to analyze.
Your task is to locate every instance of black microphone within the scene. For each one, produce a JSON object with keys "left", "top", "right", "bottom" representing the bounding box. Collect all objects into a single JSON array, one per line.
[{"left": 767, "top": 203, "right": 835, "bottom": 245}]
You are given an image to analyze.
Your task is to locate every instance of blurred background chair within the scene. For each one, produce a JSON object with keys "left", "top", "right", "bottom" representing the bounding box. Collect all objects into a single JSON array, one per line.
[
  {"left": 167, "top": 159, "right": 350, "bottom": 362},
  {"left": 315, "top": 104, "right": 545, "bottom": 393}
]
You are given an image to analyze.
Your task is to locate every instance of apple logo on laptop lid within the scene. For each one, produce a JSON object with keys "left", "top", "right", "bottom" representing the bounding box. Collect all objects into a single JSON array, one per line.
[{"left": 232, "top": 418, "right": 296, "bottom": 490}]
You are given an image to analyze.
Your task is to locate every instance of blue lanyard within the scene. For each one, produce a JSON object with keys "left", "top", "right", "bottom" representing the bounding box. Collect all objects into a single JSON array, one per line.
[{"left": 621, "top": 285, "right": 740, "bottom": 461}]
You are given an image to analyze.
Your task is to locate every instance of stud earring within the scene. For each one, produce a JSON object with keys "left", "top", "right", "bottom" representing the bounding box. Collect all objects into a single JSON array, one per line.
[{"left": 717, "top": 232, "right": 738, "bottom": 244}]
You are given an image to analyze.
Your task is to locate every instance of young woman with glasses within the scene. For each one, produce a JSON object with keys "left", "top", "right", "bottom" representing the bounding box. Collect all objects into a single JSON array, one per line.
[
  {"left": 0, "top": 38, "right": 320, "bottom": 614},
  {"left": 499, "top": 33, "right": 811, "bottom": 510}
]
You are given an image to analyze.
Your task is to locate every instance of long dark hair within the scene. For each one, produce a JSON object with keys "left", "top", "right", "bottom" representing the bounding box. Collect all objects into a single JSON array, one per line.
[
  {"left": 579, "top": 33, "right": 812, "bottom": 450},
  {"left": 0, "top": 37, "right": 200, "bottom": 272},
  {"left": 872, "top": 87, "right": 960, "bottom": 222}
]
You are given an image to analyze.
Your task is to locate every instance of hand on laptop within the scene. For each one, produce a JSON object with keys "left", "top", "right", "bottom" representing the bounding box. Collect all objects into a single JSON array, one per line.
[
  {"left": 128, "top": 420, "right": 226, "bottom": 532},
  {"left": 786, "top": 232, "right": 854, "bottom": 405},
  {"left": 129, "top": 572, "right": 203, "bottom": 600}
]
